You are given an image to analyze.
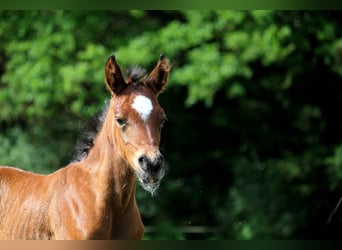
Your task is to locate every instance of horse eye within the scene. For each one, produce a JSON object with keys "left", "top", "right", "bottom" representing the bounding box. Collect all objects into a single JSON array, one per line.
[{"left": 116, "top": 119, "right": 126, "bottom": 126}]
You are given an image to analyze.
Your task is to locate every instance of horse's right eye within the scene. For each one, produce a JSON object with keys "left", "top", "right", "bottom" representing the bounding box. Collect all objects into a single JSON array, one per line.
[{"left": 116, "top": 119, "right": 126, "bottom": 126}]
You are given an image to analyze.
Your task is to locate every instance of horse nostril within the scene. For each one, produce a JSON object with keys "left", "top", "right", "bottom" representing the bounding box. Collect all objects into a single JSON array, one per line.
[
  {"left": 138, "top": 156, "right": 147, "bottom": 166},
  {"left": 138, "top": 155, "right": 163, "bottom": 175},
  {"left": 149, "top": 156, "right": 164, "bottom": 174},
  {"left": 156, "top": 155, "right": 164, "bottom": 166}
]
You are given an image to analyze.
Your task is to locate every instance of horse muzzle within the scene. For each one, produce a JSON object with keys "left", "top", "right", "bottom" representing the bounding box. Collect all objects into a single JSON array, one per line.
[{"left": 135, "top": 153, "right": 165, "bottom": 195}]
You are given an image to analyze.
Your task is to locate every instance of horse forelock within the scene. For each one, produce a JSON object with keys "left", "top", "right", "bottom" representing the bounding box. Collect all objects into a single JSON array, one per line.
[{"left": 125, "top": 66, "right": 147, "bottom": 85}]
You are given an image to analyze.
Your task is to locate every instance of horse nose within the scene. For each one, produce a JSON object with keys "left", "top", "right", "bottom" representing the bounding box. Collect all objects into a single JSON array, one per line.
[{"left": 138, "top": 154, "right": 164, "bottom": 176}]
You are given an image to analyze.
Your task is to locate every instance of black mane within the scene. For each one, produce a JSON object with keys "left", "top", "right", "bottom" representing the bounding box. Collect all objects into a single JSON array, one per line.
[{"left": 73, "top": 100, "right": 109, "bottom": 162}]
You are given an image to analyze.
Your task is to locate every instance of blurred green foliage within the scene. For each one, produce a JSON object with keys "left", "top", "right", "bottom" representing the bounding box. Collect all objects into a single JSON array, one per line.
[{"left": 0, "top": 10, "right": 342, "bottom": 239}]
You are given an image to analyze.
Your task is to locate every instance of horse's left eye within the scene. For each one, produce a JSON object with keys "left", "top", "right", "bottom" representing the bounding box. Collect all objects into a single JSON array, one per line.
[{"left": 116, "top": 119, "right": 126, "bottom": 126}]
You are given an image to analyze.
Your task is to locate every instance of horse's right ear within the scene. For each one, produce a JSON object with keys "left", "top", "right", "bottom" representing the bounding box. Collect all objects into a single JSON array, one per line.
[{"left": 105, "top": 54, "right": 127, "bottom": 95}]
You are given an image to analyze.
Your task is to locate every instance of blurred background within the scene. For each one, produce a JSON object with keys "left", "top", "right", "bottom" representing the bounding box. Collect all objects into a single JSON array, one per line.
[{"left": 0, "top": 10, "right": 342, "bottom": 239}]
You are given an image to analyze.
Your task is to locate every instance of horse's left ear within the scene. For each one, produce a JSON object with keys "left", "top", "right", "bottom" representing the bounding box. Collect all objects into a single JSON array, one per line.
[{"left": 147, "top": 54, "right": 171, "bottom": 95}]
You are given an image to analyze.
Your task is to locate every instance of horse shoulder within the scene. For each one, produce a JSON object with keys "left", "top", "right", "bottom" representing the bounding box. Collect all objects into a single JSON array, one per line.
[
  {"left": 45, "top": 164, "right": 111, "bottom": 239},
  {"left": 0, "top": 166, "right": 53, "bottom": 239}
]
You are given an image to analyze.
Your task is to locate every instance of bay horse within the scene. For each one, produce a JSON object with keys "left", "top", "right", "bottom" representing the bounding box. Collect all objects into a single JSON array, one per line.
[{"left": 0, "top": 54, "right": 170, "bottom": 239}]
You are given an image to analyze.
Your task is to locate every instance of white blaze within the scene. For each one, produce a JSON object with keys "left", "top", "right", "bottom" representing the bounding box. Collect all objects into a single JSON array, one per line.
[{"left": 132, "top": 95, "right": 153, "bottom": 121}]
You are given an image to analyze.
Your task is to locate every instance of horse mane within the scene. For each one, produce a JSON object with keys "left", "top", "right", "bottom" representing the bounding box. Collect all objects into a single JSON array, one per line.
[
  {"left": 73, "top": 66, "right": 148, "bottom": 162},
  {"left": 73, "top": 100, "right": 109, "bottom": 162}
]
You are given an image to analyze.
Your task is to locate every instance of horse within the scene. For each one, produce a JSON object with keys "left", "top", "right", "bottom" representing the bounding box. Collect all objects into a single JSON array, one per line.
[{"left": 0, "top": 54, "right": 170, "bottom": 239}]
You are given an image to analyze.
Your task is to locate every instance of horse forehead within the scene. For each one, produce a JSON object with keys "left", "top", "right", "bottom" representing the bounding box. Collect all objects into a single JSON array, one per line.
[{"left": 131, "top": 95, "right": 154, "bottom": 121}]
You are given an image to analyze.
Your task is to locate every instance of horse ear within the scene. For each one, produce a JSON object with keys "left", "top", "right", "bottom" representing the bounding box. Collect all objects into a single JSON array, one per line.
[
  {"left": 105, "top": 54, "right": 126, "bottom": 95},
  {"left": 147, "top": 54, "right": 171, "bottom": 95}
]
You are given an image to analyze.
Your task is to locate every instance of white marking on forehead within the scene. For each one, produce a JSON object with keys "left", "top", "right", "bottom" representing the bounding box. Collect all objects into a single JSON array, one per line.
[{"left": 132, "top": 95, "right": 153, "bottom": 121}]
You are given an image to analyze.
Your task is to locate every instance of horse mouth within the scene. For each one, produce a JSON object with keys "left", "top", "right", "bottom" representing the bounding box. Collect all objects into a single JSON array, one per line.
[{"left": 136, "top": 169, "right": 164, "bottom": 196}]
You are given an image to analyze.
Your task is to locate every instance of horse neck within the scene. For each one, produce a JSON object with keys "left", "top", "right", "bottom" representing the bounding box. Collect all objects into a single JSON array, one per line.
[{"left": 80, "top": 99, "right": 136, "bottom": 209}]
